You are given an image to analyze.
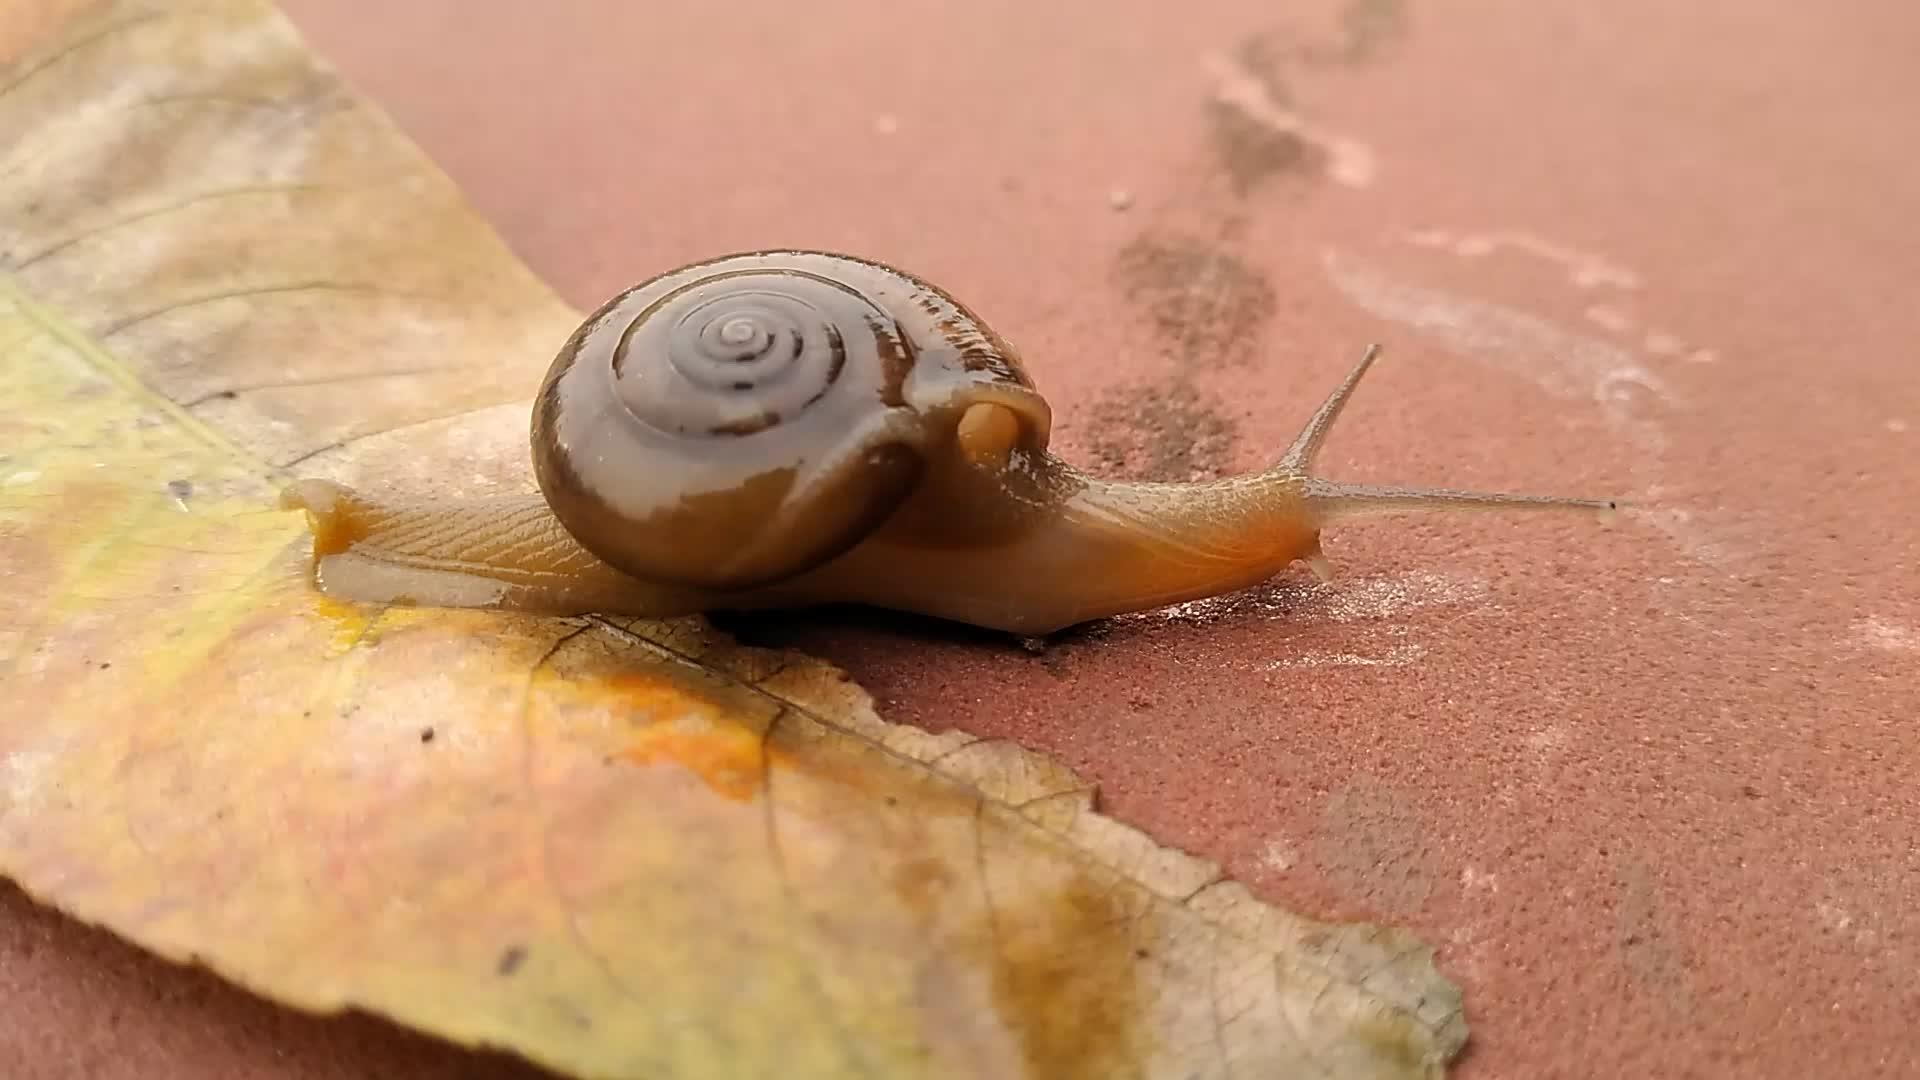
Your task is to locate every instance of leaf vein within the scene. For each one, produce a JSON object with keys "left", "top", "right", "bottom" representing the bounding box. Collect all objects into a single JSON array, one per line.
[
  {"left": 755, "top": 703, "right": 880, "bottom": 1078},
  {"left": 99, "top": 280, "right": 397, "bottom": 337},
  {"left": 1, "top": 274, "right": 260, "bottom": 470},
  {"left": 7, "top": 183, "right": 336, "bottom": 272},
  {"left": 182, "top": 362, "right": 499, "bottom": 407},
  {"left": 0, "top": 11, "right": 167, "bottom": 105}
]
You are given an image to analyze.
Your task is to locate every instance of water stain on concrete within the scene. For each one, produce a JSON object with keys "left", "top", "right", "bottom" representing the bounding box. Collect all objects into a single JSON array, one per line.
[
  {"left": 1321, "top": 248, "right": 1679, "bottom": 455},
  {"left": 1314, "top": 775, "right": 1435, "bottom": 918},
  {"left": 1615, "top": 856, "right": 1696, "bottom": 1015}
]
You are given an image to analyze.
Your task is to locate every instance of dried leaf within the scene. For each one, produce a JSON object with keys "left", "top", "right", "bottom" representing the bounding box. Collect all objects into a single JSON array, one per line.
[{"left": 0, "top": 2, "right": 1468, "bottom": 1077}]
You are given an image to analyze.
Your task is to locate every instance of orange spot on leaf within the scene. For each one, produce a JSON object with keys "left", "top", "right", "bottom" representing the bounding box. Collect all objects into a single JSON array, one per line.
[
  {"left": 616, "top": 725, "right": 765, "bottom": 802},
  {"left": 310, "top": 596, "right": 379, "bottom": 653}
]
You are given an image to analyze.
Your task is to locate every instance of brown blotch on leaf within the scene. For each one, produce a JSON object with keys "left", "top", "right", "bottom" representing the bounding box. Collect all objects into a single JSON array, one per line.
[
  {"left": 889, "top": 855, "right": 955, "bottom": 911},
  {"left": 985, "top": 864, "right": 1149, "bottom": 1078},
  {"left": 496, "top": 945, "right": 527, "bottom": 976}
]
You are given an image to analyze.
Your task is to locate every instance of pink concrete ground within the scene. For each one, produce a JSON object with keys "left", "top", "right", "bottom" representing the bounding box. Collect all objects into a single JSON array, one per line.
[{"left": 7, "top": 1, "right": 1919, "bottom": 1077}]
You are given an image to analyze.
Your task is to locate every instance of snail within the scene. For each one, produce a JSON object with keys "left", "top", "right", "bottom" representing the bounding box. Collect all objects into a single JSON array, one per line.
[{"left": 281, "top": 250, "right": 1619, "bottom": 636}]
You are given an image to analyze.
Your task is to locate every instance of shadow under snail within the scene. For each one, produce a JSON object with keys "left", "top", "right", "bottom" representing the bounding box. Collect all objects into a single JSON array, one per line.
[{"left": 281, "top": 250, "right": 1620, "bottom": 637}]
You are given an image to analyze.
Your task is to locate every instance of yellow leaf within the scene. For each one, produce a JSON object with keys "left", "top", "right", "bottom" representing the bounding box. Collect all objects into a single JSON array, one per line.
[{"left": 0, "top": 2, "right": 1468, "bottom": 1077}]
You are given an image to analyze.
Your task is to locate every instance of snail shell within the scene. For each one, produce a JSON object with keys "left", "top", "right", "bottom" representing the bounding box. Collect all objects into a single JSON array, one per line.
[{"left": 531, "top": 252, "right": 1050, "bottom": 589}]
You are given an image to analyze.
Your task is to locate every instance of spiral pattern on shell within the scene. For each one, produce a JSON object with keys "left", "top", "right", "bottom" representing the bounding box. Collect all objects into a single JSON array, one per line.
[
  {"left": 530, "top": 254, "right": 951, "bottom": 590},
  {"left": 610, "top": 268, "right": 909, "bottom": 440}
]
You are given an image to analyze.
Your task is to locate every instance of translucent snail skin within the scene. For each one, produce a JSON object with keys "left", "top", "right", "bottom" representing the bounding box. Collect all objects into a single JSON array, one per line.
[{"left": 282, "top": 250, "right": 1619, "bottom": 636}]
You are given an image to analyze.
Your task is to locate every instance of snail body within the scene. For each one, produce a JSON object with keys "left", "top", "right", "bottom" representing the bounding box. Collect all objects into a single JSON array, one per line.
[{"left": 282, "top": 250, "right": 1617, "bottom": 636}]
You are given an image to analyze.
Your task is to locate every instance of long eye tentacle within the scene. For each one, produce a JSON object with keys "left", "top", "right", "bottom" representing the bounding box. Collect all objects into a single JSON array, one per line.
[
  {"left": 1277, "top": 343, "right": 1381, "bottom": 474},
  {"left": 1304, "top": 479, "right": 1620, "bottom": 522},
  {"left": 1286, "top": 344, "right": 1620, "bottom": 524}
]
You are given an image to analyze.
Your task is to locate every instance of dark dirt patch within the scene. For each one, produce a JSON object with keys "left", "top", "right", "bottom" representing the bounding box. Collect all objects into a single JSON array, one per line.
[
  {"left": 1332, "top": 0, "right": 1407, "bottom": 66},
  {"left": 1254, "top": 1, "right": 1407, "bottom": 73},
  {"left": 1616, "top": 856, "right": 1696, "bottom": 1014},
  {"left": 1312, "top": 775, "right": 1435, "bottom": 919},
  {"left": 1112, "top": 233, "right": 1276, "bottom": 368},
  {"left": 1203, "top": 3, "right": 1406, "bottom": 193},
  {"left": 1205, "top": 98, "right": 1323, "bottom": 196},
  {"left": 1087, "top": 380, "right": 1240, "bottom": 483}
]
